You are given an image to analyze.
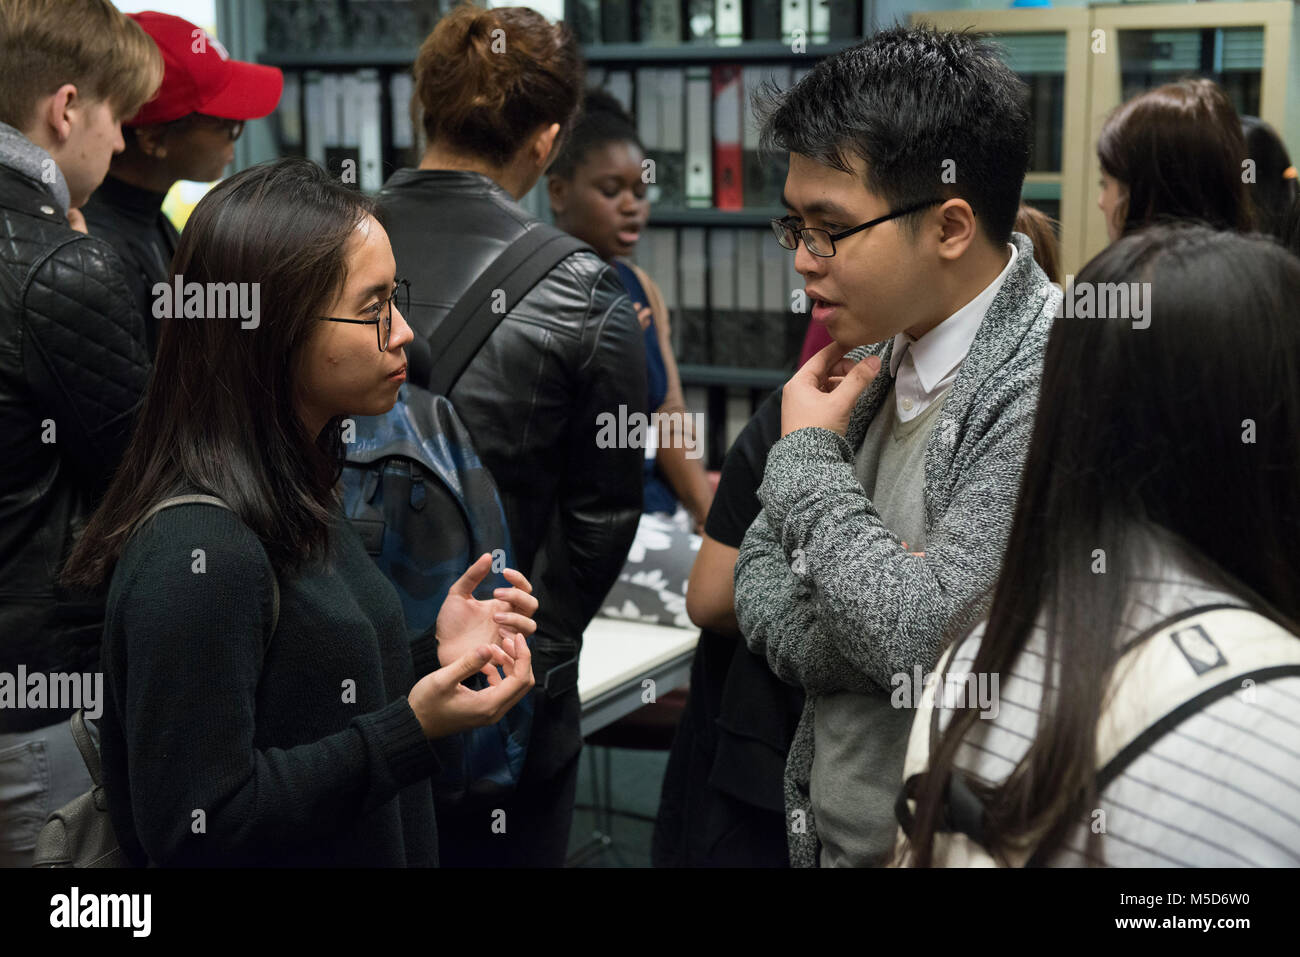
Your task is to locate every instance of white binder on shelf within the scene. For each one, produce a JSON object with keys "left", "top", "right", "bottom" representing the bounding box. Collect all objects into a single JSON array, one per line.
[
  {"left": 782, "top": 0, "right": 809, "bottom": 45},
  {"left": 304, "top": 71, "right": 325, "bottom": 167},
  {"left": 357, "top": 69, "right": 383, "bottom": 192},
  {"left": 715, "top": 0, "right": 742, "bottom": 46},
  {"left": 636, "top": 68, "right": 661, "bottom": 204},
  {"left": 684, "top": 66, "right": 712, "bottom": 208},
  {"left": 605, "top": 70, "right": 633, "bottom": 114},
  {"left": 390, "top": 72, "right": 414, "bottom": 152},
  {"left": 658, "top": 68, "right": 686, "bottom": 208},
  {"left": 811, "top": 0, "right": 830, "bottom": 43}
]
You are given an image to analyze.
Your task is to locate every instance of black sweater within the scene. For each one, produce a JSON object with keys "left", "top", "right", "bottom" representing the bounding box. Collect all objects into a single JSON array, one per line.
[{"left": 99, "top": 499, "right": 442, "bottom": 866}]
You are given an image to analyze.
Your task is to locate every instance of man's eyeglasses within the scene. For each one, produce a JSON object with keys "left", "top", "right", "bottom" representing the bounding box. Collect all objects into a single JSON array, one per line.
[
  {"left": 169, "top": 113, "right": 245, "bottom": 141},
  {"left": 317, "top": 279, "right": 409, "bottom": 352},
  {"left": 770, "top": 198, "right": 946, "bottom": 257}
]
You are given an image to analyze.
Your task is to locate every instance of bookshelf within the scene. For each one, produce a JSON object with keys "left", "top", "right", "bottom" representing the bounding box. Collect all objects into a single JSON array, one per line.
[{"left": 244, "top": 2, "right": 882, "bottom": 467}]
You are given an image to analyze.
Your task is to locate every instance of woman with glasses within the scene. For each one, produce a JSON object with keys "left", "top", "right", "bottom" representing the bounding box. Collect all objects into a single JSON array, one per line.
[
  {"left": 82, "top": 10, "right": 283, "bottom": 356},
  {"left": 61, "top": 158, "right": 537, "bottom": 866}
]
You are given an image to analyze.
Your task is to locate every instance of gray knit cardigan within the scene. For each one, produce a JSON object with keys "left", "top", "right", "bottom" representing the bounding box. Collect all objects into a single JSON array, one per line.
[{"left": 734, "top": 232, "right": 1061, "bottom": 867}]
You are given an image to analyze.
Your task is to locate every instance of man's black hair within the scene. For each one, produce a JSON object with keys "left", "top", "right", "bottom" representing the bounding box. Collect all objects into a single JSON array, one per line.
[{"left": 757, "top": 25, "right": 1030, "bottom": 245}]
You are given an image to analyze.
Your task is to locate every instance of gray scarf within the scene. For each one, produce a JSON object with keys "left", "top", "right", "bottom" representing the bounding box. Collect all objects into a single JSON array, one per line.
[{"left": 0, "top": 121, "right": 71, "bottom": 215}]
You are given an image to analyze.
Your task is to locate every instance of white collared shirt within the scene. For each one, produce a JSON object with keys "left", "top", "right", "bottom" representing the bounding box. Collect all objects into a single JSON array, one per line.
[{"left": 890, "top": 243, "right": 1017, "bottom": 422}]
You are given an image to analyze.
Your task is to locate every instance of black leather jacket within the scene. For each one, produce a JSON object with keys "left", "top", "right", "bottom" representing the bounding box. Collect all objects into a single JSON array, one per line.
[
  {"left": 0, "top": 164, "right": 151, "bottom": 731},
  {"left": 376, "top": 169, "right": 646, "bottom": 694},
  {"left": 81, "top": 173, "right": 180, "bottom": 356}
]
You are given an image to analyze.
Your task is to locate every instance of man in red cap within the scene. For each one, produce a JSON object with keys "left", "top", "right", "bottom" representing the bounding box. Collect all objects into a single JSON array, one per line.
[{"left": 82, "top": 11, "right": 282, "bottom": 354}]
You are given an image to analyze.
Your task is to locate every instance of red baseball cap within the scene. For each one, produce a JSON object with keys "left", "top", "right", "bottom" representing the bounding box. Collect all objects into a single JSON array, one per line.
[{"left": 127, "top": 12, "right": 283, "bottom": 127}]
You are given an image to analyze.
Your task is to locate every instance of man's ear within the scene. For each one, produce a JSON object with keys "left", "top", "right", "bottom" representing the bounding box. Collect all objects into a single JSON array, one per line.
[
  {"left": 37, "top": 84, "right": 79, "bottom": 145},
  {"left": 935, "top": 198, "right": 978, "bottom": 262}
]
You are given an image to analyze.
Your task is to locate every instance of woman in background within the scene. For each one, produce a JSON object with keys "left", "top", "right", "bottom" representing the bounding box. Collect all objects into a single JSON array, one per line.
[
  {"left": 1013, "top": 204, "right": 1060, "bottom": 285},
  {"left": 1097, "top": 77, "right": 1252, "bottom": 241},
  {"left": 1241, "top": 115, "right": 1298, "bottom": 239},
  {"left": 548, "top": 89, "right": 713, "bottom": 628}
]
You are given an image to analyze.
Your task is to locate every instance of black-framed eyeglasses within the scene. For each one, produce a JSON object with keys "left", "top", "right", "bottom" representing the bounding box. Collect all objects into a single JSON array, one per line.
[
  {"left": 770, "top": 198, "right": 947, "bottom": 257},
  {"left": 168, "top": 113, "right": 245, "bottom": 141},
  {"left": 317, "top": 279, "right": 409, "bottom": 352}
]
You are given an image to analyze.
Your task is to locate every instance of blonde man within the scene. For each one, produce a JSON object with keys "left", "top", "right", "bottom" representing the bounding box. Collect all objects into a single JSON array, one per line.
[{"left": 0, "top": 0, "right": 161, "bottom": 866}]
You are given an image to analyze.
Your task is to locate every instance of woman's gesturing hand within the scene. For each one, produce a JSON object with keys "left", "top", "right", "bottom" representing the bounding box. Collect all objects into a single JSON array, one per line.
[
  {"left": 434, "top": 553, "right": 539, "bottom": 667},
  {"left": 407, "top": 636, "right": 535, "bottom": 739}
]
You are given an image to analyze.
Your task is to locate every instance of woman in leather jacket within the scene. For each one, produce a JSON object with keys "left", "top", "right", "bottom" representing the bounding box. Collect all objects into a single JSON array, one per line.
[{"left": 373, "top": 4, "right": 647, "bottom": 866}]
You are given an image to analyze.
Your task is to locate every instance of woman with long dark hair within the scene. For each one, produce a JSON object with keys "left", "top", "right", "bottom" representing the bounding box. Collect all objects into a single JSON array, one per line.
[
  {"left": 897, "top": 223, "right": 1300, "bottom": 867},
  {"left": 1097, "top": 78, "right": 1253, "bottom": 240},
  {"left": 61, "top": 158, "right": 537, "bottom": 866}
]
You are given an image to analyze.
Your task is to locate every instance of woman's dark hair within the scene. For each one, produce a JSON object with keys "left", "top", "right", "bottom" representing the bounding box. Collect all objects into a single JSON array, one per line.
[
  {"left": 1241, "top": 115, "right": 1298, "bottom": 238},
  {"left": 62, "top": 158, "right": 375, "bottom": 588},
  {"left": 1098, "top": 78, "right": 1253, "bottom": 235},
  {"left": 413, "top": 2, "right": 584, "bottom": 168},
  {"left": 756, "top": 25, "right": 1031, "bottom": 245},
  {"left": 547, "top": 88, "right": 642, "bottom": 181},
  {"left": 1013, "top": 203, "right": 1061, "bottom": 284},
  {"left": 904, "top": 223, "right": 1300, "bottom": 866}
]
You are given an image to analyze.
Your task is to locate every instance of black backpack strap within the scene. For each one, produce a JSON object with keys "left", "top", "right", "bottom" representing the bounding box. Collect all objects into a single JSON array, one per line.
[{"left": 422, "top": 225, "right": 590, "bottom": 396}]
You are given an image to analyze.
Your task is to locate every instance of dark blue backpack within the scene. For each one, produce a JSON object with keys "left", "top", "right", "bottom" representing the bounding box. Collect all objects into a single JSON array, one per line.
[{"left": 341, "top": 225, "right": 588, "bottom": 802}]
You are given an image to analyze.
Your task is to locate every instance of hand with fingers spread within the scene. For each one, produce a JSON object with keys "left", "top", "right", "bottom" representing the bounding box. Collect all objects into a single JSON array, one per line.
[
  {"left": 407, "top": 636, "right": 535, "bottom": 738},
  {"left": 433, "top": 553, "right": 539, "bottom": 668},
  {"left": 781, "top": 341, "right": 882, "bottom": 438}
]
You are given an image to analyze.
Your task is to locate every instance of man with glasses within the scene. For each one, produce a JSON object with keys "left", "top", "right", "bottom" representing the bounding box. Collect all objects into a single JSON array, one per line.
[
  {"left": 83, "top": 12, "right": 282, "bottom": 354},
  {"left": 732, "top": 26, "right": 1062, "bottom": 867}
]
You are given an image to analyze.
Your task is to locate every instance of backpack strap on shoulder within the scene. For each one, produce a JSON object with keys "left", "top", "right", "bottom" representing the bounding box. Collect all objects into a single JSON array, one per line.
[
  {"left": 133, "top": 494, "right": 279, "bottom": 637},
  {"left": 896, "top": 603, "right": 1300, "bottom": 867},
  {"left": 1093, "top": 604, "right": 1300, "bottom": 789},
  {"left": 422, "top": 225, "right": 590, "bottom": 396}
]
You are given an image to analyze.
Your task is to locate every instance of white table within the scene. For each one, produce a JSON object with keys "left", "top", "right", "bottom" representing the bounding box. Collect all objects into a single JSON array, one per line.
[{"left": 577, "top": 617, "right": 699, "bottom": 737}]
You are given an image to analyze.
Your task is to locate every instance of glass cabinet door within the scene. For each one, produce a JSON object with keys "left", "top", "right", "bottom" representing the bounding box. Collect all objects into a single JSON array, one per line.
[
  {"left": 913, "top": 9, "right": 1092, "bottom": 274},
  {"left": 1086, "top": 2, "right": 1292, "bottom": 262}
]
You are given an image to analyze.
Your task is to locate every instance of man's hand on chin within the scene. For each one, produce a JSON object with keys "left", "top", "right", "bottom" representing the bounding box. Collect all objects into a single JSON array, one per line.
[{"left": 781, "top": 342, "right": 881, "bottom": 438}]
